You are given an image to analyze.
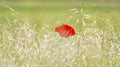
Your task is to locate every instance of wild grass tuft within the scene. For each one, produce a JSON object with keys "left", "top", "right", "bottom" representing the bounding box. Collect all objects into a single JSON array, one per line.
[{"left": 0, "top": 6, "right": 120, "bottom": 67}]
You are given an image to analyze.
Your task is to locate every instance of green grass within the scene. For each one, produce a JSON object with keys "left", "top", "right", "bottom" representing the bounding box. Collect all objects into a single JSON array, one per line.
[{"left": 0, "top": 1, "right": 120, "bottom": 67}]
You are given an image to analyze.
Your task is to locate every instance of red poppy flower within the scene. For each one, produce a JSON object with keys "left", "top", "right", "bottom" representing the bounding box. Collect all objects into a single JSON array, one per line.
[{"left": 54, "top": 24, "right": 75, "bottom": 38}]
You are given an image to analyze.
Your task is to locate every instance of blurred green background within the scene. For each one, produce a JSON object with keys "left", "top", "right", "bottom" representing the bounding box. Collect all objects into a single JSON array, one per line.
[
  {"left": 0, "top": 0, "right": 119, "bottom": 31},
  {"left": 0, "top": 0, "right": 120, "bottom": 33},
  {"left": 0, "top": 0, "right": 120, "bottom": 32}
]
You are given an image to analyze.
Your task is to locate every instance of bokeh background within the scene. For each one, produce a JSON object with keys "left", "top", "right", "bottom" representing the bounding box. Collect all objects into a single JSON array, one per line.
[{"left": 0, "top": 0, "right": 120, "bottom": 26}]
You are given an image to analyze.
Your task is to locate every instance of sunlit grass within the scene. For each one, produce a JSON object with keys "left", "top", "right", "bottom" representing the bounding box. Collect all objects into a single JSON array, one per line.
[{"left": 0, "top": 3, "right": 120, "bottom": 67}]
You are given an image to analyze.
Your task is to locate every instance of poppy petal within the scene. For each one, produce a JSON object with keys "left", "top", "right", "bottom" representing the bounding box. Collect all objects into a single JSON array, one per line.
[{"left": 54, "top": 24, "right": 75, "bottom": 38}]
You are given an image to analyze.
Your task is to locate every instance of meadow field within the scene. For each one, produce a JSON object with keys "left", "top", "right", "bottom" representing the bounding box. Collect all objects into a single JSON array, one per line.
[{"left": 0, "top": 1, "right": 120, "bottom": 67}]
